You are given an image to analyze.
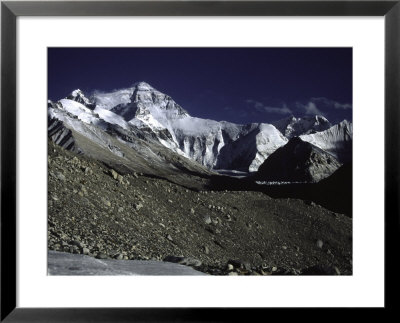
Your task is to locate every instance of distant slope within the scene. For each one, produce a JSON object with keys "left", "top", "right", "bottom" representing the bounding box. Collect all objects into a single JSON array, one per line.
[
  {"left": 272, "top": 115, "right": 332, "bottom": 138},
  {"left": 255, "top": 137, "right": 341, "bottom": 183},
  {"left": 300, "top": 120, "right": 352, "bottom": 163},
  {"left": 215, "top": 123, "right": 288, "bottom": 172}
]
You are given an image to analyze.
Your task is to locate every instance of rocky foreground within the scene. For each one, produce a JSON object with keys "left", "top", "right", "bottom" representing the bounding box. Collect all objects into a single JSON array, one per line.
[{"left": 48, "top": 141, "right": 352, "bottom": 275}]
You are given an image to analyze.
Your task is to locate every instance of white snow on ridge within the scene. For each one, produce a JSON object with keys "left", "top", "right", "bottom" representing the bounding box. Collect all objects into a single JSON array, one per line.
[
  {"left": 94, "top": 106, "right": 129, "bottom": 130},
  {"left": 249, "top": 124, "right": 288, "bottom": 171},
  {"left": 55, "top": 99, "right": 130, "bottom": 131},
  {"left": 300, "top": 120, "right": 352, "bottom": 150},
  {"left": 300, "top": 120, "right": 352, "bottom": 162},
  {"left": 59, "top": 99, "right": 93, "bottom": 117}
]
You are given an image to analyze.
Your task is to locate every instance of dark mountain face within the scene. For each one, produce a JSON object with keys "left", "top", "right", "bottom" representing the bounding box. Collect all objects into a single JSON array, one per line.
[{"left": 255, "top": 137, "right": 341, "bottom": 183}]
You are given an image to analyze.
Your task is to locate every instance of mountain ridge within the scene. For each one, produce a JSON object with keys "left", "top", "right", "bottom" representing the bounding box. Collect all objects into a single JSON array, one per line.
[{"left": 48, "top": 82, "right": 352, "bottom": 175}]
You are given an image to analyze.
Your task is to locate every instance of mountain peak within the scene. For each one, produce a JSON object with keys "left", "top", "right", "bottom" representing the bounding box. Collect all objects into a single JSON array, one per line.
[
  {"left": 339, "top": 119, "right": 351, "bottom": 126},
  {"left": 70, "top": 89, "right": 84, "bottom": 96},
  {"left": 133, "top": 81, "right": 154, "bottom": 91},
  {"left": 272, "top": 114, "right": 331, "bottom": 139},
  {"left": 66, "top": 89, "right": 95, "bottom": 109}
]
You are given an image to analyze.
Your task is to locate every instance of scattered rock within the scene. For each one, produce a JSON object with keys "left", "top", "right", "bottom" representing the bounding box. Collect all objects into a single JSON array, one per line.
[
  {"left": 227, "top": 259, "right": 242, "bottom": 268},
  {"left": 102, "top": 197, "right": 111, "bottom": 207},
  {"left": 133, "top": 202, "right": 143, "bottom": 211},
  {"left": 69, "top": 240, "right": 84, "bottom": 249},
  {"left": 109, "top": 169, "right": 119, "bottom": 180},
  {"left": 114, "top": 253, "right": 124, "bottom": 260},
  {"left": 316, "top": 240, "right": 324, "bottom": 249},
  {"left": 54, "top": 172, "right": 66, "bottom": 181},
  {"left": 95, "top": 253, "right": 108, "bottom": 260},
  {"left": 203, "top": 215, "right": 212, "bottom": 225},
  {"left": 80, "top": 185, "right": 88, "bottom": 196},
  {"left": 117, "top": 175, "right": 124, "bottom": 184},
  {"left": 84, "top": 167, "right": 93, "bottom": 175}
]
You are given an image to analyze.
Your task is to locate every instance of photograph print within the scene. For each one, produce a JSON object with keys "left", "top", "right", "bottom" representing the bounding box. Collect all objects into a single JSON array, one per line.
[{"left": 47, "top": 48, "right": 352, "bottom": 276}]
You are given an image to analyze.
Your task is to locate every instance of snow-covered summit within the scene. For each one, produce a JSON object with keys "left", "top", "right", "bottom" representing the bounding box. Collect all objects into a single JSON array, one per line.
[
  {"left": 66, "top": 89, "right": 95, "bottom": 109},
  {"left": 132, "top": 81, "right": 155, "bottom": 91},
  {"left": 91, "top": 82, "right": 189, "bottom": 126}
]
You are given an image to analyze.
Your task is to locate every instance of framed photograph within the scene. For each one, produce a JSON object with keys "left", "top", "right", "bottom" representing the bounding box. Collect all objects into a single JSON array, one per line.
[{"left": 1, "top": 0, "right": 398, "bottom": 320}]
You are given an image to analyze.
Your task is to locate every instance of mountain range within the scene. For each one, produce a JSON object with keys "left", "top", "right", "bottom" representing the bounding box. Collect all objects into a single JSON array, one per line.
[{"left": 48, "top": 81, "right": 352, "bottom": 182}]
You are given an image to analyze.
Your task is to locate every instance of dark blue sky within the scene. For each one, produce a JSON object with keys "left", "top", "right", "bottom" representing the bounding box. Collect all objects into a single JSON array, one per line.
[{"left": 48, "top": 48, "right": 352, "bottom": 124}]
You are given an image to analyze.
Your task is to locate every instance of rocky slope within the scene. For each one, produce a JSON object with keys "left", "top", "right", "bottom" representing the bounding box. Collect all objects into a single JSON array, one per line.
[
  {"left": 48, "top": 141, "right": 352, "bottom": 275},
  {"left": 255, "top": 137, "right": 342, "bottom": 183}
]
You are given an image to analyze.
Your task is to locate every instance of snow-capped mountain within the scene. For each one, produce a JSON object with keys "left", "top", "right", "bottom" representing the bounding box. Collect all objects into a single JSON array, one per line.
[
  {"left": 216, "top": 123, "right": 288, "bottom": 172},
  {"left": 255, "top": 137, "right": 341, "bottom": 183},
  {"left": 300, "top": 120, "right": 353, "bottom": 163},
  {"left": 48, "top": 81, "right": 352, "bottom": 174},
  {"left": 90, "top": 82, "right": 289, "bottom": 169},
  {"left": 272, "top": 115, "right": 332, "bottom": 139}
]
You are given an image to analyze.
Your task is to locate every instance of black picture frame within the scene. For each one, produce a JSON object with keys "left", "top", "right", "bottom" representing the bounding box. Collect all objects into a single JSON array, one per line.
[{"left": 1, "top": 0, "right": 399, "bottom": 321}]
